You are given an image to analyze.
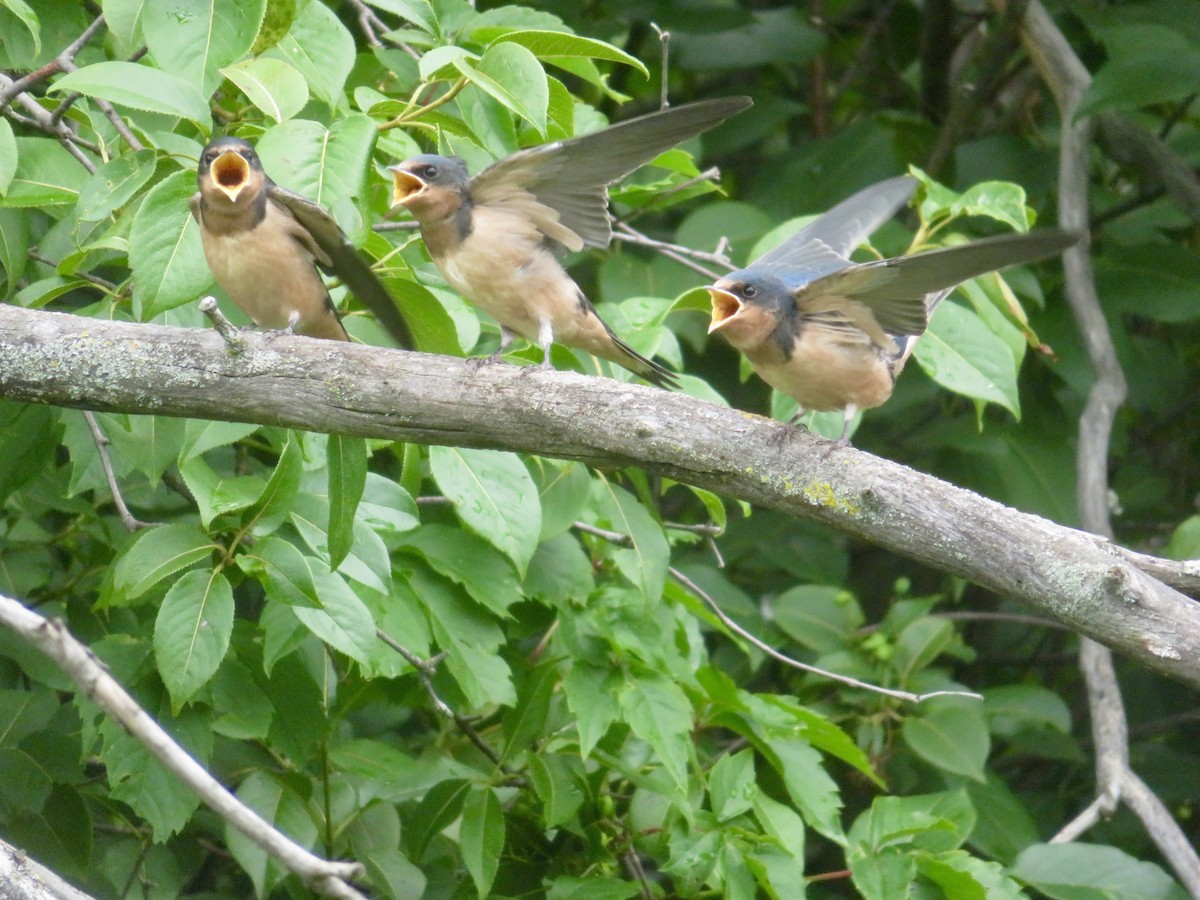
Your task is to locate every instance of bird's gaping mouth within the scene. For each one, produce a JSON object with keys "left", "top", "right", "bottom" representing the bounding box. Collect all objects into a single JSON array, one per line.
[
  {"left": 212, "top": 151, "right": 250, "bottom": 202},
  {"left": 389, "top": 168, "right": 427, "bottom": 206},
  {"left": 707, "top": 287, "right": 743, "bottom": 333}
]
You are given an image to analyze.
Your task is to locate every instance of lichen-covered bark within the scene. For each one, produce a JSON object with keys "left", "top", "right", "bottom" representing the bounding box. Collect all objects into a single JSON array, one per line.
[{"left": 3, "top": 304, "right": 1199, "bottom": 686}]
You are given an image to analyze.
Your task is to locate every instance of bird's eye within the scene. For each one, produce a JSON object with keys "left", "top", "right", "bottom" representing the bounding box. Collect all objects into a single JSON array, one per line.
[
  {"left": 423, "top": 165, "right": 439, "bottom": 179},
  {"left": 203, "top": 151, "right": 216, "bottom": 163},
  {"left": 243, "top": 149, "right": 256, "bottom": 160},
  {"left": 741, "top": 285, "right": 758, "bottom": 299}
]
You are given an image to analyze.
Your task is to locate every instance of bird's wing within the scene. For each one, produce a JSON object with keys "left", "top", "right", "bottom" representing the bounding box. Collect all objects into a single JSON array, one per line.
[
  {"left": 470, "top": 96, "right": 753, "bottom": 250},
  {"left": 753, "top": 176, "right": 917, "bottom": 273},
  {"left": 796, "top": 229, "right": 1080, "bottom": 342},
  {"left": 188, "top": 192, "right": 202, "bottom": 224},
  {"left": 267, "top": 184, "right": 414, "bottom": 348}
]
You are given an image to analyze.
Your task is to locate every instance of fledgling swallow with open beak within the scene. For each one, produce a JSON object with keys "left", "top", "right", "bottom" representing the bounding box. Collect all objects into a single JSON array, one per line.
[
  {"left": 190, "top": 136, "right": 413, "bottom": 346},
  {"left": 388, "top": 97, "right": 753, "bottom": 388},
  {"left": 706, "top": 176, "right": 1080, "bottom": 445}
]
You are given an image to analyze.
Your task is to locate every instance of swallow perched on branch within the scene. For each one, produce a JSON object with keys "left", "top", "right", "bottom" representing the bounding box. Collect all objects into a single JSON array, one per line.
[
  {"left": 706, "top": 176, "right": 1079, "bottom": 444},
  {"left": 389, "top": 96, "right": 753, "bottom": 387},
  {"left": 190, "top": 136, "right": 413, "bottom": 346}
]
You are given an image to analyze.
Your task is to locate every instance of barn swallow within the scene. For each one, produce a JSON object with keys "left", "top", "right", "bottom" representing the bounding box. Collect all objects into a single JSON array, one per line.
[
  {"left": 190, "top": 136, "right": 413, "bottom": 346},
  {"left": 706, "top": 176, "right": 1079, "bottom": 444},
  {"left": 389, "top": 96, "right": 753, "bottom": 387}
]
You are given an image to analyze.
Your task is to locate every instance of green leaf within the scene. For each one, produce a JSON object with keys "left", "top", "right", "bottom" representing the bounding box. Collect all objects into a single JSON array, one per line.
[
  {"left": 365, "top": 0, "right": 436, "bottom": 34},
  {"left": 759, "top": 735, "right": 844, "bottom": 842},
  {"left": 1163, "top": 515, "right": 1200, "bottom": 560},
  {"left": 563, "top": 663, "right": 620, "bottom": 756},
  {"left": 501, "top": 663, "right": 557, "bottom": 764},
  {"left": 221, "top": 57, "right": 308, "bottom": 123},
  {"left": 893, "top": 616, "right": 955, "bottom": 681},
  {"left": 0, "top": 209, "right": 28, "bottom": 297},
  {"left": 376, "top": 275, "right": 463, "bottom": 355},
  {"left": 530, "top": 458, "right": 592, "bottom": 542},
  {"left": 547, "top": 876, "right": 642, "bottom": 900},
  {"left": 429, "top": 446, "right": 541, "bottom": 576},
  {"left": 1077, "top": 25, "right": 1200, "bottom": 118},
  {"left": 849, "top": 790, "right": 976, "bottom": 854},
  {"left": 916, "top": 849, "right": 1027, "bottom": 900},
  {"left": 112, "top": 524, "right": 217, "bottom": 601},
  {"left": 913, "top": 301, "right": 1021, "bottom": 419},
  {"left": 0, "top": 687, "right": 58, "bottom": 749},
  {"left": 0, "top": 0, "right": 40, "bottom": 57},
  {"left": 709, "top": 748, "right": 757, "bottom": 822},
  {"left": 0, "top": 119, "right": 16, "bottom": 196},
  {"left": 458, "top": 41, "right": 549, "bottom": 133},
  {"left": 327, "top": 434, "right": 367, "bottom": 570},
  {"left": 264, "top": 0, "right": 355, "bottom": 105},
  {"left": 984, "top": 684, "right": 1072, "bottom": 738},
  {"left": 258, "top": 114, "right": 377, "bottom": 212},
  {"left": 407, "top": 778, "right": 470, "bottom": 859},
  {"left": 618, "top": 672, "right": 693, "bottom": 794},
  {"left": 398, "top": 524, "right": 523, "bottom": 617},
  {"left": 238, "top": 536, "right": 322, "bottom": 608},
  {"left": 144, "top": 0, "right": 267, "bottom": 96},
  {"left": 0, "top": 137, "right": 91, "bottom": 208},
  {"left": 102, "top": 708, "right": 208, "bottom": 840},
  {"left": 1012, "top": 843, "right": 1184, "bottom": 899},
  {"left": 902, "top": 698, "right": 990, "bottom": 781},
  {"left": 179, "top": 457, "right": 266, "bottom": 528},
  {"left": 210, "top": 658, "right": 274, "bottom": 740},
  {"left": 771, "top": 585, "right": 863, "bottom": 653},
  {"left": 490, "top": 30, "right": 648, "bottom": 77},
  {"left": 1096, "top": 244, "right": 1200, "bottom": 322},
  {"left": 460, "top": 786, "right": 505, "bottom": 897},
  {"left": 0, "top": 747, "right": 53, "bottom": 811},
  {"left": 241, "top": 433, "right": 302, "bottom": 534},
  {"left": 529, "top": 753, "right": 586, "bottom": 828},
  {"left": 951, "top": 181, "right": 1031, "bottom": 233},
  {"left": 154, "top": 569, "right": 235, "bottom": 707},
  {"left": 49, "top": 61, "right": 212, "bottom": 130},
  {"left": 290, "top": 573, "right": 377, "bottom": 663},
  {"left": 590, "top": 479, "right": 668, "bottom": 602},
  {"left": 75, "top": 150, "right": 158, "bottom": 222},
  {"left": 362, "top": 849, "right": 428, "bottom": 900},
  {"left": 752, "top": 792, "right": 806, "bottom": 863},
  {"left": 129, "top": 169, "right": 215, "bottom": 319},
  {"left": 180, "top": 419, "right": 261, "bottom": 462},
  {"left": 849, "top": 851, "right": 916, "bottom": 900}
]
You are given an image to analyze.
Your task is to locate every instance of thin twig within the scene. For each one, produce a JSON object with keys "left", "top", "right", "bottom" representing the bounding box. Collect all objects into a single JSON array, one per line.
[
  {"left": 0, "top": 73, "right": 98, "bottom": 172},
  {"left": 28, "top": 250, "right": 119, "bottom": 292},
  {"left": 198, "top": 296, "right": 247, "bottom": 353},
  {"left": 650, "top": 23, "right": 669, "bottom": 109},
  {"left": 374, "top": 629, "right": 507, "bottom": 769},
  {"left": 610, "top": 220, "right": 734, "bottom": 279},
  {"left": 0, "top": 595, "right": 368, "bottom": 899},
  {"left": 1014, "top": 1, "right": 1200, "bottom": 891},
  {"left": 573, "top": 521, "right": 978, "bottom": 702},
  {"left": 83, "top": 411, "right": 159, "bottom": 531},
  {"left": 345, "top": 0, "right": 385, "bottom": 46},
  {"left": 669, "top": 566, "right": 982, "bottom": 703}
]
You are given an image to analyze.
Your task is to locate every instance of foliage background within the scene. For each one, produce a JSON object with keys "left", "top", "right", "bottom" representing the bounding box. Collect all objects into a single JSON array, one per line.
[{"left": 0, "top": 0, "right": 1198, "bottom": 897}]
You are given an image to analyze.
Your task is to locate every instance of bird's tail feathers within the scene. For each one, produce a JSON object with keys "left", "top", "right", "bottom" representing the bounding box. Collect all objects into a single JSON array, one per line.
[{"left": 606, "top": 333, "right": 680, "bottom": 390}]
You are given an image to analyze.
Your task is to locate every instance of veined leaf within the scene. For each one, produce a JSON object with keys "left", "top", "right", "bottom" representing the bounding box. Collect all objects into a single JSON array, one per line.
[{"left": 49, "top": 62, "right": 212, "bottom": 130}]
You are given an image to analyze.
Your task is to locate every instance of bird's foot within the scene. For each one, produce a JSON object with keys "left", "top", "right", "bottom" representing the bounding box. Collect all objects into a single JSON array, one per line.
[
  {"left": 820, "top": 435, "right": 851, "bottom": 459},
  {"left": 767, "top": 422, "right": 804, "bottom": 449}
]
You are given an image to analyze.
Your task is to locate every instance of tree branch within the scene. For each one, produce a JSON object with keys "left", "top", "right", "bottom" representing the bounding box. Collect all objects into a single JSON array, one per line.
[
  {"left": 2, "top": 304, "right": 1200, "bottom": 687},
  {"left": 0, "top": 594, "right": 368, "bottom": 900},
  {"left": 1011, "top": 0, "right": 1200, "bottom": 891}
]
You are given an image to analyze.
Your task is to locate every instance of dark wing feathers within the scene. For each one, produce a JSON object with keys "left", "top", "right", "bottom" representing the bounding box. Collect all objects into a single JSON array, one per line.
[
  {"left": 471, "top": 97, "right": 752, "bottom": 249},
  {"left": 755, "top": 175, "right": 917, "bottom": 272},
  {"left": 799, "top": 229, "right": 1080, "bottom": 339},
  {"left": 267, "top": 184, "right": 414, "bottom": 348}
]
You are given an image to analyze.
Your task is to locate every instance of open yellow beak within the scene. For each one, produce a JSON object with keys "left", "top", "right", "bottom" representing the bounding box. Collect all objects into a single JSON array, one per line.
[
  {"left": 211, "top": 150, "right": 250, "bottom": 202},
  {"left": 388, "top": 166, "right": 427, "bottom": 207},
  {"left": 707, "top": 287, "right": 743, "bottom": 334}
]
